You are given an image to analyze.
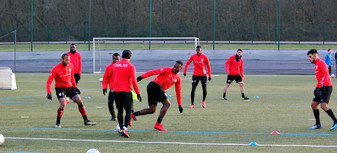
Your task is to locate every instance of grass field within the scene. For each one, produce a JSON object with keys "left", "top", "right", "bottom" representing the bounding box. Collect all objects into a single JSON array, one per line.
[
  {"left": 1, "top": 73, "right": 337, "bottom": 153},
  {"left": 1, "top": 43, "right": 337, "bottom": 52}
]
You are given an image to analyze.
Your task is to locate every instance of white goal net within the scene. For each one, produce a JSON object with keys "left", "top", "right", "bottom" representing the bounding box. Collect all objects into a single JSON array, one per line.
[
  {"left": 92, "top": 37, "right": 199, "bottom": 73},
  {"left": 0, "top": 67, "right": 17, "bottom": 90}
]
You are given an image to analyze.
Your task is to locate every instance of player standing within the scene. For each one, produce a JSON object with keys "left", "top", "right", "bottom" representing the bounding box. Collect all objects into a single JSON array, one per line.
[
  {"left": 131, "top": 61, "right": 184, "bottom": 131},
  {"left": 307, "top": 49, "right": 337, "bottom": 130},
  {"left": 183, "top": 46, "right": 212, "bottom": 108},
  {"left": 111, "top": 50, "right": 141, "bottom": 138},
  {"left": 46, "top": 53, "right": 96, "bottom": 128},
  {"left": 223, "top": 49, "right": 249, "bottom": 101},
  {"left": 67, "top": 43, "right": 82, "bottom": 85},
  {"left": 102, "top": 53, "right": 120, "bottom": 121}
]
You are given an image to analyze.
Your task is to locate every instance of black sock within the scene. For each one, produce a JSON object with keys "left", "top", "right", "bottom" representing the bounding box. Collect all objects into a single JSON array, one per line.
[
  {"left": 313, "top": 109, "right": 320, "bottom": 125},
  {"left": 82, "top": 115, "right": 88, "bottom": 122},
  {"left": 134, "top": 111, "right": 140, "bottom": 116},
  {"left": 223, "top": 93, "right": 226, "bottom": 98},
  {"left": 241, "top": 93, "right": 245, "bottom": 98},
  {"left": 156, "top": 116, "right": 163, "bottom": 124},
  {"left": 56, "top": 117, "right": 61, "bottom": 125},
  {"left": 325, "top": 109, "right": 337, "bottom": 123}
]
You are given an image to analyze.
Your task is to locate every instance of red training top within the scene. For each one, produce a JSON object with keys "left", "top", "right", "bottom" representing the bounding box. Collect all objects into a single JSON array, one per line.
[
  {"left": 141, "top": 67, "right": 182, "bottom": 106},
  {"left": 314, "top": 58, "right": 332, "bottom": 87},
  {"left": 67, "top": 51, "right": 82, "bottom": 75},
  {"left": 111, "top": 59, "right": 140, "bottom": 94},
  {"left": 46, "top": 63, "right": 77, "bottom": 93},
  {"left": 225, "top": 54, "right": 244, "bottom": 78},
  {"left": 102, "top": 62, "right": 114, "bottom": 90},
  {"left": 183, "top": 53, "right": 212, "bottom": 78}
]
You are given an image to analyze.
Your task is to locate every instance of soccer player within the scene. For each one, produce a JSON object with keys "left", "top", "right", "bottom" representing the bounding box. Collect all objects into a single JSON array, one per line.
[
  {"left": 223, "top": 49, "right": 249, "bottom": 101},
  {"left": 132, "top": 61, "right": 184, "bottom": 131},
  {"left": 307, "top": 49, "right": 337, "bottom": 130},
  {"left": 324, "top": 48, "right": 332, "bottom": 75},
  {"left": 102, "top": 53, "right": 120, "bottom": 121},
  {"left": 183, "top": 46, "right": 212, "bottom": 108},
  {"left": 111, "top": 50, "right": 141, "bottom": 138},
  {"left": 67, "top": 43, "right": 82, "bottom": 85},
  {"left": 46, "top": 53, "right": 96, "bottom": 128}
]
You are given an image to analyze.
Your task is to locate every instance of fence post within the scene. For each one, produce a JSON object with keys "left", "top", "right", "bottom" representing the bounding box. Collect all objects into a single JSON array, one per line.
[
  {"left": 228, "top": 24, "right": 231, "bottom": 44},
  {"left": 251, "top": 24, "right": 254, "bottom": 44},
  {"left": 65, "top": 26, "right": 68, "bottom": 44},
  {"left": 206, "top": 24, "right": 209, "bottom": 44},
  {"left": 47, "top": 26, "right": 50, "bottom": 44},
  {"left": 298, "top": 24, "right": 301, "bottom": 44},
  {"left": 322, "top": 24, "right": 325, "bottom": 45}
]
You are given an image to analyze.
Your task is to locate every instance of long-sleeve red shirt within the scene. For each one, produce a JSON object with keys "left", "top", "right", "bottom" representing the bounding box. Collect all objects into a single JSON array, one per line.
[
  {"left": 102, "top": 62, "right": 114, "bottom": 90},
  {"left": 225, "top": 54, "right": 244, "bottom": 78},
  {"left": 111, "top": 59, "right": 140, "bottom": 94},
  {"left": 46, "top": 63, "right": 77, "bottom": 93},
  {"left": 67, "top": 51, "right": 82, "bottom": 75},
  {"left": 183, "top": 53, "right": 212, "bottom": 78},
  {"left": 141, "top": 67, "right": 182, "bottom": 106},
  {"left": 314, "top": 58, "right": 333, "bottom": 87}
]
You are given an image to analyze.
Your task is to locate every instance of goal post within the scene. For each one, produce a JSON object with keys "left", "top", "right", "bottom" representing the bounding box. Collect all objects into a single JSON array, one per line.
[
  {"left": 0, "top": 67, "right": 17, "bottom": 90},
  {"left": 92, "top": 37, "right": 200, "bottom": 73}
]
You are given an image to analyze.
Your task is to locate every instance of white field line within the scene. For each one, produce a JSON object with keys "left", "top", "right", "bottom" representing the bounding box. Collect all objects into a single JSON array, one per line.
[{"left": 6, "top": 137, "right": 337, "bottom": 148}]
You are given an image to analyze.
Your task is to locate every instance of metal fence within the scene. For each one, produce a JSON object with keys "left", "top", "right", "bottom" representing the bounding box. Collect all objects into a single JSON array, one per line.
[{"left": 1, "top": 24, "right": 336, "bottom": 44}]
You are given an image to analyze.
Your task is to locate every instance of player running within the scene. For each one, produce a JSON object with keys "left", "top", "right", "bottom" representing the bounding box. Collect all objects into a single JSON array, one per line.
[
  {"left": 46, "top": 53, "right": 96, "bottom": 128},
  {"left": 102, "top": 53, "right": 120, "bottom": 121},
  {"left": 131, "top": 61, "right": 184, "bottom": 131},
  {"left": 223, "top": 49, "right": 249, "bottom": 101},
  {"left": 307, "top": 49, "right": 337, "bottom": 130},
  {"left": 111, "top": 50, "right": 141, "bottom": 138},
  {"left": 183, "top": 46, "right": 212, "bottom": 108}
]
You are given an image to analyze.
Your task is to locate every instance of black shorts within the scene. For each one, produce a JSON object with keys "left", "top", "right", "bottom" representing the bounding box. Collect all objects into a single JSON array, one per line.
[
  {"left": 192, "top": 75, "right": 207, "bottom": 87},
  {"left": 313, "top": 86, "right": 333, "bottom": 103},
  {"left": 113, "top": 92, "right": 133, "bottom": 111},
  {"left": 226, "top": 75, "right": 242, "bottom": 84},
  {"left": 55, "top": 87, "right": 79, "bottom": 100},
  {"left": 147, "top": 82, "right": 167, "bottom": 106}
]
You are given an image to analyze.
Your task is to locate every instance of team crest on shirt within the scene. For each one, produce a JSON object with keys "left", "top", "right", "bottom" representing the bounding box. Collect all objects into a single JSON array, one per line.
[
  {"left": 201, "top": 59, "right": 204, "bottom": 61},
  {"left": 69, "top": 69, "right": 71, "bottom": 72}
]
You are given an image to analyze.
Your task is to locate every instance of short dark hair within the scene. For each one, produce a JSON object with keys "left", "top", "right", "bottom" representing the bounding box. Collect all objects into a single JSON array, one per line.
[
  {"left": 122, "top": 50, "right": 132, "bottom": 59},
  {"left": 328, "top": 48, "right": 332, "bottom": 51},
  {"left": 196, "top": 46, "right": 202, "bottom": 49},
  {"left": 176, "top": 60, "right": 183, "bottom": 66},
  {"left": 70, "top": 43, "right": 76, "bottom": 46},
  {"left": 61, "top": 53, "right": 69, "bottom": 59},
  {"left": 112, "top": 52, "right": 120, "bottom": 58},
  {"left": 237, "top": 49, "right": 242, "bottom": 52},
  {"left": 307, "top": 49, "right": 318, "bottom": 55}
]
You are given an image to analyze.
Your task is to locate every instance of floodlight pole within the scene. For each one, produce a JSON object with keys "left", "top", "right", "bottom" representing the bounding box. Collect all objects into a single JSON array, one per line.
[
  {"left": 13, "top": 30, "right": 17, "bottom": 72},
  {"left": 213, "top": 0, "right": 215, "bottom": 50},
  {"left": 149, "top": 0, "right": 152, "bottom": 50},
  {"left": 277, "top": 0, "right": 280, "bottom": 50},
  {"left": 88, "top": 0, "right": 91, "bottom": 51},
  {"left": 30, "top": 0, "right": 33, "bottom": 52}
]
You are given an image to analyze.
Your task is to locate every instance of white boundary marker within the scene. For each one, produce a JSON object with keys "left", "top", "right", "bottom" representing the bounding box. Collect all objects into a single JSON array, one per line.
[{"left": 6, "top": 137, "right": 337, "bottom": 148}]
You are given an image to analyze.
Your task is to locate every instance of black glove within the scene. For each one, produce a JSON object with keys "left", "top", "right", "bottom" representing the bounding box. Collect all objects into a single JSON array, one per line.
[
  {"left": 183, "top": 74, "right": 186, "bottom": 77},
  {"left": 75, "top": 88, "right": 81, "bottom": 94},
  {"left": 137, "top": 94, "right": 142, "bottom": 102},
  {"left": 208, "top": 78, "right": 211, "bottom": 81},
  {"left": 137, "top": 76, "right": 143, "bottom": 82},
  {"left": 46, "top": 93, "right": 52, "bottom": 100},
  {"left": 103, "top": 89, "right": 107, "bottom": 95},
  {"left": 178, "top": 105, "right": 183, "bottom": 113}
]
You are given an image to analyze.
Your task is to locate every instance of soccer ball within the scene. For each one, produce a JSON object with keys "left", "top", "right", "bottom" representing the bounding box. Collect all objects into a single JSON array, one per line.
[
  {"left": 116, "top": 124, "right": 121, "bottom": 133},
  {"left": 99, "top": 78, "right": 103, "bottom": 83},
  {"left": 86, "top": 148, "right": 100, "bottom": 153},
  {"left": 0, "top": 133, "right": 5, "bottom": 145}
]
